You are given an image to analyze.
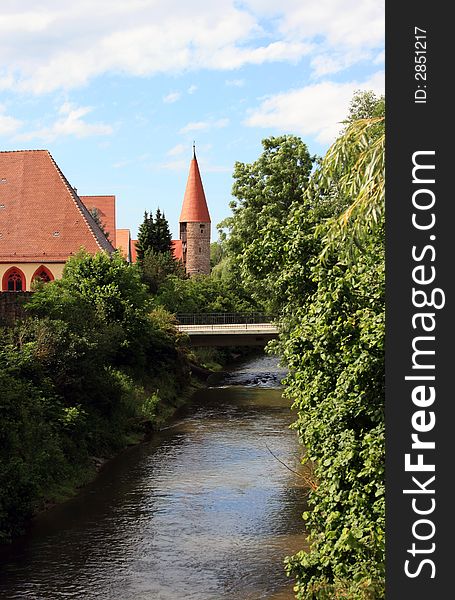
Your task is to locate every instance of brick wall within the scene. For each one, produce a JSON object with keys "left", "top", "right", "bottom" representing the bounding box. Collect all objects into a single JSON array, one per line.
[{"left": 0, "top": 292, "right": 33, "bottom": 326}]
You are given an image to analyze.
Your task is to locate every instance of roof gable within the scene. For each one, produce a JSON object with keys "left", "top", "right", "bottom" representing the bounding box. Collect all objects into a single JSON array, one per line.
[{"left": 0, "top": 150, "right": 114, "bottom": 263}]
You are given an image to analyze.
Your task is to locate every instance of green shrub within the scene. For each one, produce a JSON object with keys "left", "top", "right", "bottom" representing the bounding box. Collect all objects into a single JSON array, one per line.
[{"left": 0, "top": 250, "right": 192, "bottom": 542}]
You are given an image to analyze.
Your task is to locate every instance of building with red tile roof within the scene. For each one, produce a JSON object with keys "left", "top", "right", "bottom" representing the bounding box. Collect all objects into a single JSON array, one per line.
[
  {"left": 0, "top": 147, "right": 212, "bottom": 290},
  {"left": 0, "top": 150, "right": 116, "bottom": 291}
]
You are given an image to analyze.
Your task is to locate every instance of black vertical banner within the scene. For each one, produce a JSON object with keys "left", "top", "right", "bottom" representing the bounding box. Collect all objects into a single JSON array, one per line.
[{"left": 386, "top": 2, "right": 452, "bottom": 598}]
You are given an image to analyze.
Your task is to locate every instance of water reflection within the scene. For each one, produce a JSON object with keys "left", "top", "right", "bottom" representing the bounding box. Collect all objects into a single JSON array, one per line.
[{"left": 0, "top": 355, "right": 307, "bottom": 599}]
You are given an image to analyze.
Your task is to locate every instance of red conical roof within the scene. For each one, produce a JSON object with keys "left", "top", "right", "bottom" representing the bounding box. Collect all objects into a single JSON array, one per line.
[{"left": 179, "top": 153, "right": 211, "bottom": 223}]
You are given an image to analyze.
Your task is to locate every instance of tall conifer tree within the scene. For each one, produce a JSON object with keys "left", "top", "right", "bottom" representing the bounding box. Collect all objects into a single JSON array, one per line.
[
  {"left": 153, "top": 208, "right": 173, "bottom": 254},
  {"left": 136, "top": 209, "right": 173, "bottom": 264},
  {"left": 136, "top": 211, "right": 152, "bottom": 264}
]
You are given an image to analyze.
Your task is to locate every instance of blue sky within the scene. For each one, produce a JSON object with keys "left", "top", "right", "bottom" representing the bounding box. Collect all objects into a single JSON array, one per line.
[{"left": 0, "top": 0, "right": 384, "bottom": 240}]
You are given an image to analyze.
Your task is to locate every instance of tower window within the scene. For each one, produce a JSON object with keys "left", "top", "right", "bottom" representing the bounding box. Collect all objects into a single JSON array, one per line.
[{"left": 199, "top": 247, "right": 202, "bottom": 253}]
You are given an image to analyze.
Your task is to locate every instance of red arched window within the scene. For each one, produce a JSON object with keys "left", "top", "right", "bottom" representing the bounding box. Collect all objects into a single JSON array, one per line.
[
  {"left": 2, "top": 267, "right": 26, "bottom": 292},
  {"left": 32, "top": 265, "right": 54, "bottom": 285}
]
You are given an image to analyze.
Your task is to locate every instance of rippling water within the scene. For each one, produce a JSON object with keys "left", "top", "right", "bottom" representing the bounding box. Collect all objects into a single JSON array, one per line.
[{"left": 0, "top": 355, "right": 307, "bottom": 599}]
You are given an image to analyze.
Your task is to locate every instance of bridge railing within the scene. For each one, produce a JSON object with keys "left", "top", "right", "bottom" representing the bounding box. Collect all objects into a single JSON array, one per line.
[{"left": 175, "top": 313, "right": 276, "bottom": 326}]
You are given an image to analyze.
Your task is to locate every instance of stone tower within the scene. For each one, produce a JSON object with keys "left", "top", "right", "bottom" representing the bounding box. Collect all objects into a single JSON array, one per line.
[{"left": 179, "top": 146, "right": 211, "bottom": 276}]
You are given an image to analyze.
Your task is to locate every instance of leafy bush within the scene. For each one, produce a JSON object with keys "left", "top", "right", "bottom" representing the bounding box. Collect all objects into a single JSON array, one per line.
[
  {"left": 0, "top": 250, "right": 191, "bottom": 542},
  {"left": 277, "top": 109, "right": 385, "bottom": 598},
  {"left": 155, "top": 272, "right": 260, "bottom": 314},
  {"left": 281, "top": 229, "right": 384, "bottom": 598}
]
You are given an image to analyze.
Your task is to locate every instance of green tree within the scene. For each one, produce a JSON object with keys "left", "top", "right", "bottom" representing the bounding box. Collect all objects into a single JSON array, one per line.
[
  {"left": 136, "top": 209, "right": 173, "bottom": 264},
  {"left": 219, "top": 135, "right": 315, "bottom": 309},
  {"left": 1, "top": 249, "right": 192, "bottom": 542},
  {"left": 153, "top": 208, "right": 173, "bottom": 254},
  {"left": 155, "top": 273, "right": 259, "bottom": 315},
  {"left": 276, "top": 99, "right": 385, "bottom": 599},
  {"left": 319, "top": 115, "right": 385, "bottom": 257},
  {"left": 136, "top": 211, "right": 154, "bottom": 264},
  {"left": 141, "top": 248, "right": 186, "bottom": 294},
  {"left": 28, "top": 249, "right": 149, "bottom": 325},
  {"left": 210, "top": 240, "right": 224, "bottom": 268},
  {"left": 344, "top": 90, "right": 385, "bottom": 124},
  {"left": 26, "top": 250, "right": 153, "bottom": 397},
  {"left": 282, "top": 227, "right": 385, "bottom": 599}
]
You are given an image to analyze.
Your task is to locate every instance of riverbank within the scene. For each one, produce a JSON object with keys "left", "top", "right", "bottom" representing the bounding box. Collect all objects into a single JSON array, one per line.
[
  {"left": 0, "top": 354, "right": 306, "bottom": 600},
  {"left": 1, "top": 343, "right": 260, "bottom": 546},
  {"left": 0, "top": 316, "right": 192, "bottom": 545},
  {"left": 36, "top": 348, "right": 262, "bottom": 512},
  {"left": 17, "top": 368, "right": 201, "bottom": 530}
]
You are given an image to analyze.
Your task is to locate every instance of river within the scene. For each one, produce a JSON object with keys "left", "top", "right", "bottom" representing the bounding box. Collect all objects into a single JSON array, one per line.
[{"left": 0, "top": 354, "right": 308, "bottom": 599}]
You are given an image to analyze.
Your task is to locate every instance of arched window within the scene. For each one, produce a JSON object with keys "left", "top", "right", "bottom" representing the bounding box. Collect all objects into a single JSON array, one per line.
[
  {"left": 2, "top": 267, "right": 26, "bottom": 292},
  {"left": 32, "top": 265, "right": 54, "bottom": 285}
]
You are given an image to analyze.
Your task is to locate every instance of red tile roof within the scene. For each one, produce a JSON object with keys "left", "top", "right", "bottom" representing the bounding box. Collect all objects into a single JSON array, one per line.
[
  {"left": 171, "top": 239, "right": 183, "bottom": 261},
  {"left": 0, "top": 150, "right": 114, "bottom": 263},
  {"left": 116, "top": 229, "right": 131, "bottom": 261},
  {"left": 80, "top": 195, "right": 116, "bottom": 247},
  {"left": 179, "top": 154, "right": 211, "bottom": 223}
]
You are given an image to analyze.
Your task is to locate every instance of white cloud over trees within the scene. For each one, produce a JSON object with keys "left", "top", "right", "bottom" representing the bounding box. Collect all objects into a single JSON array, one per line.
[
  {"left": 0, "top": 0, "right": 384, "bottom": 95},
  {"left": 244, "top": 71, "right": 384, "bottom": 144}
]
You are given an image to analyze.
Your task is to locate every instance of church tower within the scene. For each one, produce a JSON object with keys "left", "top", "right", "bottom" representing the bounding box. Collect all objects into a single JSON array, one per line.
[{"left": 179, "top": 145, "right": 211, "bottom": 276}]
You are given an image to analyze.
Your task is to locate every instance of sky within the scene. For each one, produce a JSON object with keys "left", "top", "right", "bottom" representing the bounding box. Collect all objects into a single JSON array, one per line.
[{"left": 0, "top": 0, "right": 384, "bottom": 240}]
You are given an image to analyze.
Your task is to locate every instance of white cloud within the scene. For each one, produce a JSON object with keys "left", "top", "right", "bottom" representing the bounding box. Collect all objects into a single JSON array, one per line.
[
  {"left": 226, "top": 78, "right": 245, "bottom": 87},
  {"left": 158, "top": 159, "right": 188, "bottom": 171},
  {"left": 244, "top": 0, "right": 384, "bottom": 51},
  {"left": 0, "top": 104, "right": 22, "bottom": 136},
  {"left": 374, "top": 50, "right": 385, "bottom": 65},
  {"left": 16, "top": 101, "right": 113, "bottom": 142},
  {"left": 163, "top": 91, "right": 181, "bottom": 104},
  {"left": 244, "top": 71, "right": 384, "bottom": 144},
  {"left": 112, "top": 159, "right": 132, "bottom": 169},
  {"left": 187, "top": 85, "right": 198, "bottom": 94},
  {"left": 167, "top": 143, "right": 186, "bottom": 156},
  {"left": 0, "top": 0, "right": 383, "bottom": 94},
  {"left": 244, "top": 0, "right": 384, "bottom": 76},
  {"left": 310, "top": 51, "right": 370, "bottom": 78},
  {"left": 179, "top": 118, "right": 229, "bottom": 134}
]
